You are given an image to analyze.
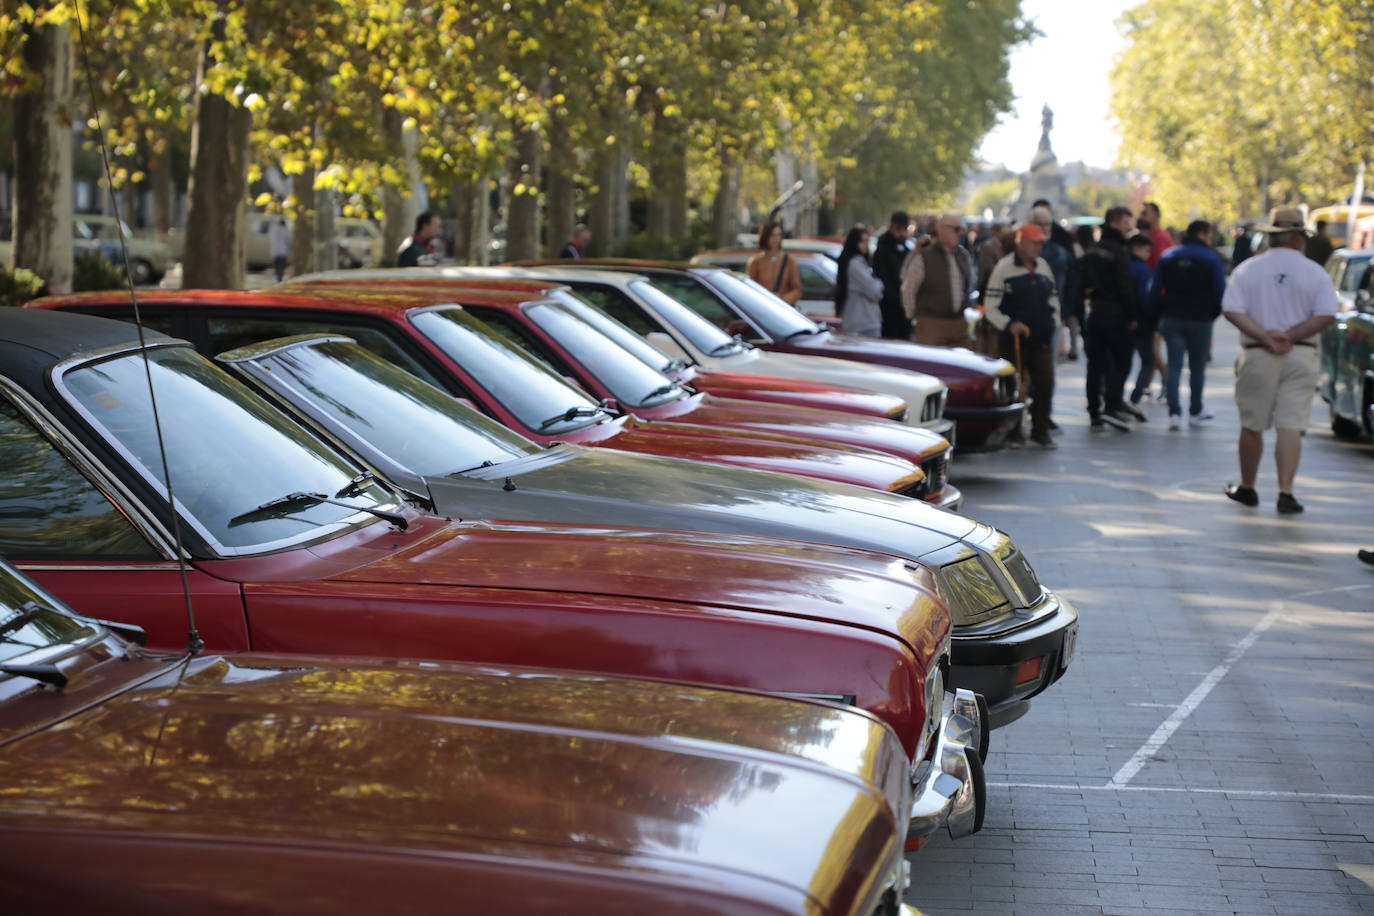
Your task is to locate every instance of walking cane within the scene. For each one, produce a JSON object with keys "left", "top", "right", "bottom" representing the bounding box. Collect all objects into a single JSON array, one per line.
[{"left": 1013, "top": 330, "right": 1027, "bottom": 401}]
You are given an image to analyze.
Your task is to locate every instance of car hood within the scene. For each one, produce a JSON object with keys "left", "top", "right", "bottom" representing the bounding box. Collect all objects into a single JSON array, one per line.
[
  {"left": 716, "top": 347, "right": 946, "bottom": 404},
  {"left": 0, "top": 654, "right": 904, "bottom": 911},
  {"left": 428, "top": 444, "right": 974, "bottom": 560},
  {"left": 787, "top": 330, "right": 1009, "bottom": 379},
  {"left": 689, "top": 368, "right": 907, "bottom": 418},
  {"left": 638, "top": 393, "right": 947, "bottom": 463},
  {"left": 577, "top": 414, "right": 925, "bottom": 493},
  {"left": 319, "top": 519, "right": 946, "bottom": 654}
]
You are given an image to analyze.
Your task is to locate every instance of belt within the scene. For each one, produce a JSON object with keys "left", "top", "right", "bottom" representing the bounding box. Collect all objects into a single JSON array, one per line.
[{"left": 1243, "top": 341, "right": 1315, "bottom": 349}]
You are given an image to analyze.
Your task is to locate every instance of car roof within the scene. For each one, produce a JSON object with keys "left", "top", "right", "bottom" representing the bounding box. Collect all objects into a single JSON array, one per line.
[
  {"left": 0, "top": 308, "right": 174, "bottom": 401},
  {"left": 29, "top": 287, "right": 535, "bottom": 317}
]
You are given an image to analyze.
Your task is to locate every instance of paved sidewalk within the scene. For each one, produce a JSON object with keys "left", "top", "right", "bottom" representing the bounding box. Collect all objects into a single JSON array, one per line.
[{"left": 908, "top": 329, "right": 1374, "bottom": 915}]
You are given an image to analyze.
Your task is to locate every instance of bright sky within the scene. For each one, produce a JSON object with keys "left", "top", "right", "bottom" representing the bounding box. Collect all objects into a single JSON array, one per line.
[{"left": 977, "top": 0, "right": 1139, "bottom": 171}]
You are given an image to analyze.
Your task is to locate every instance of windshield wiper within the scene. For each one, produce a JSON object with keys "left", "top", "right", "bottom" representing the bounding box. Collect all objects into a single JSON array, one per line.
[
  {"left": 663, "top": 358, "right": 689, "bottom": 373},
  {"left": 0, "top": 662, "right": 68, "bottom": 689},
  {"left": 228, "top": 491, "right": 408, "bottom": 529},
  {"left": 451, "top": 459, "right": 500, "bottom": 476},
  {"left": 538, "top": 405, "right": 612, "bottom": 430},
  {"left": 334, "top": 471, "right": 378, "bottom": 499},
  {"left": 639, "top": 382, "right": 684, "bottom": 403},
  {"left": 0, "top": 601, "right": 49, "bottom": 638},
  {"left": 782, "top": 326, "right": 822, "bottom": 340}
]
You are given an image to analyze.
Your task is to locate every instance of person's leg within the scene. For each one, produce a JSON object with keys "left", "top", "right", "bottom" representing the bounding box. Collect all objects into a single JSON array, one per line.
[
  {"left": 1084, "top": 316, "right": 1104, "bottom": 416},
  {"left": 1275, "top": 428, "right": 1302, "bottom": 493},
  {"left": 1130, "top": 332, "right": 1153, "bottom": 401},
  {"left": 1187, "top": 321, "right": 1213, "bottom": 416},
  {"left": 1239, "top": 427, "right": 1264, "bottom": 487},
  {"left": 1106, "top": 326, "right": 1134, "bottom": 413},
  {"left": 1160, "top": 318, "right": 1186, "bottom": 416},
  {"left": 1031, "top": 343, "right": 1055, "bottom": 439}
]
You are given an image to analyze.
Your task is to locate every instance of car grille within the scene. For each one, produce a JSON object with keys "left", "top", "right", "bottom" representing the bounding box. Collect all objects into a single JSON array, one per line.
[
  {"left": 920, "top": 390, "right": 946, "bottom": 422},
  {"left": 920, "top": 453, "right": 948, "bottom": 495},
  {"left": 995, "top": 374, "right": 1019, "bottom": 404}
]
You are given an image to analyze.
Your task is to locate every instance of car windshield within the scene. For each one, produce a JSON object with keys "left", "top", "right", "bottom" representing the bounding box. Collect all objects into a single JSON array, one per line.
[
  {"left": 707, "top": 270, "right": 824, "bottom": 339},
  {"left": 245, "top": 340, "right": 539, "bottom": 476},
  {"left": 547, "top": 289, "right": 678, "bottom": 373},
  {"left": 524, "top": 301, "right": 686, "bottom": 409},
  {"left": 61, "top": 346, "right": 398, "bottom": 552},
  {"left": 408, "top": 306, "right": 606, "bottom": 434},
  {"left": 0, "top": 561, "right": 99, "bottom": 666},
  {"left": 1341, "top": 256, "right": 1371, "bottom": 292},
  {"left": 630, "top": 279, "right": 748, "bottom": 357}
]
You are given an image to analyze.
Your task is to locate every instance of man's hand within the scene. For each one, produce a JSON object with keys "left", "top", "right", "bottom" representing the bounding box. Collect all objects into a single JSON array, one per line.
[
  {"left": 1264, "top": 329, "right": 1291, "bottom": 354},
  {"left": 1010, "top": 321, "right": 1030, "bottom": 337}
]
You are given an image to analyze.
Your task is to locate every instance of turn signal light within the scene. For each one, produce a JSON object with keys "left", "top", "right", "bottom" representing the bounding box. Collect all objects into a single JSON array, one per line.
[{"left": 1015, "top": 657, "right": 1044, "bottom": 685}]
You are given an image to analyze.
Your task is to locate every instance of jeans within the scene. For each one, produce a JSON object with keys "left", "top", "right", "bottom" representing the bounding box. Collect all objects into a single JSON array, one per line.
[
  {"left": 1085, "top": 311, "right": 1133, "bottom": 416},
  {"left": 1159, "top": 317, "right": 1213, "bottom": 416},
  {"left": 1129, "top": 330, "right": 1158, "bottom": 401}
]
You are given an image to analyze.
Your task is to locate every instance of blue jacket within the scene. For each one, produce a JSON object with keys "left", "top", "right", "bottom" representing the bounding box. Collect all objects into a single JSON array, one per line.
[{"left": 1148, "top": 239, "right": 1226, "bottom": 323}]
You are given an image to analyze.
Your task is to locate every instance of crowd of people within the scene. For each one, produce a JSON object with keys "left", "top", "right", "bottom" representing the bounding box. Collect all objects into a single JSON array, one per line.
[{"left": 822, "top": 202, "right": 1339, "bottom": 511}]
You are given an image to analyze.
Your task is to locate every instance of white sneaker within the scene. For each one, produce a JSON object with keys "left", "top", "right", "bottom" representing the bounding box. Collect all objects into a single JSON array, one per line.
[
  {"left": 1189, "top": 410, "right": 1214, "bottom": 426},
  {"left": 1169, "top": 414, "right": 1182, "bottom": 430}
]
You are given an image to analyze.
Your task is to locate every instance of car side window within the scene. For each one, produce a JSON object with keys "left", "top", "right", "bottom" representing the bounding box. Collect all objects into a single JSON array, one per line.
[
  {"left": 204, "top": 314, "right": 445, "bottom": 388},
  {"left": 651, "top": 275, "right": 738, "bottom": 330},
  {"left": 570, "top": 285, "right": 658, "bottom": 335},
  {"left": 57, "top": 306, "right": 176, "bottom": 337},
  {"left": 0, "top": 398, "right": 159, "bottom": 559},
  {"left": 798, "top": 262, "right": 834, "bottom": 300},
  {"left": 459, "top": 308, "right": 574, "bottom": 377}
]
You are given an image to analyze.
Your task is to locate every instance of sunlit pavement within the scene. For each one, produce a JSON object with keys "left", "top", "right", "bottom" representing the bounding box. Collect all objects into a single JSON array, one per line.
[{"left": 908, "top": 329, "right": 1374, "bottom": 915}]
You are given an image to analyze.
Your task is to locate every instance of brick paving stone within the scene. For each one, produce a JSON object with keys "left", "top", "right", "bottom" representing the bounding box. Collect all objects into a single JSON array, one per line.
[{"left": 907, "top": 330, "right": 1374, "bottom": 914}]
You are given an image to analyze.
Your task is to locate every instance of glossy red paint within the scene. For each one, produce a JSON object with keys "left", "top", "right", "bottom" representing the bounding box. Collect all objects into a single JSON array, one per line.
[
  {"left": 287, "top": 276, "right": 909, "bottom": 419},
  {"left": 32, "top": 290, "right": 927, "bottom": 495},
  {"left": 22, "top": 511, "right": 947, "bottom": 760}
]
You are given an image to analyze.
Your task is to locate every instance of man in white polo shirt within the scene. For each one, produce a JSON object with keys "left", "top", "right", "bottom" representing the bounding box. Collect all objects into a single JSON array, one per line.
[{"left": 1222, "top": 207, "right": 1338, "bottom": 513}]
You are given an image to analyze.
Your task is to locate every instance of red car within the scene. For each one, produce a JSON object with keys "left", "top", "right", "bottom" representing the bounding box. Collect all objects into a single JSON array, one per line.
[
  {"left": 291, "top": 275, "right": 914, "bottom": 422},
  {"left": 0, "top": 559, "right": 917, "bottom": 914},
  {"left": 514, "top": 260, "right": 1026, "bottom": 450},
  {"left": 1, "top": 307, "right": 985, "bottom": 847},
  {"left": 284, "top": 279, "right": 961, "bottom": 510},
  {"left": 37, "top": 289, "right": 933, "bottom": 497}
]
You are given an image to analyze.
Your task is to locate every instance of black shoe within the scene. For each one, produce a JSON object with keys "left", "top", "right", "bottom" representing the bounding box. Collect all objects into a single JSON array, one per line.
[
  {"left": 1276, "top": 492, "right": 1304, "bottom": 514},
  {"left": 1090, "top": 414, "right": 1107, "bottom": 431},
  {"left": 1067, "top": 350, "right": 1078, "bottom": 361},
  {"left": 1047, "top": 419, "right": 1061, "bottom": 433},
  {"left": 1101, "top": 411, "right": 1132, "bottom": 431},
  {"left": 1122, "top": 404, "right": 1148, "bottom": 422},
  {"left": 1359, "top": 549, "right": 1374, "bottom": 566},
  {"left": 1031, "top": 433, "right": 1058, "bottom": 449},
  {"left": 1224, "top": 484, "right": 1259, "bottom": 507}
]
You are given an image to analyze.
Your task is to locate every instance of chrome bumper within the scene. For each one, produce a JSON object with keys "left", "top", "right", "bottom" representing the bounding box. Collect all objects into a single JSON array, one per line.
[{"left": 908, "top": 689, "right": 987, "bottom": 841}]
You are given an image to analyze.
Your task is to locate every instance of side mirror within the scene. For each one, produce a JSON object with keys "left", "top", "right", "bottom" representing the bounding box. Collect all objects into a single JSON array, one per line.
[{"left": 725, "top": 319, "right": 754, "bottom": 339}]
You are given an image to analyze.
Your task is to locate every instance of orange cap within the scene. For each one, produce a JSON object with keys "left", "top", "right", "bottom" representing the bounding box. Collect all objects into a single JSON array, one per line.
[{"left": 1015, "top": 224, "right": 1045, "bottom": 243}]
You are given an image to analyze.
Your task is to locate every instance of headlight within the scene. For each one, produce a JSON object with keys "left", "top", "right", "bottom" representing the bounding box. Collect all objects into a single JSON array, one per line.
[{"left": 936, "top": 556, "right": 1010, "bottom": 625}]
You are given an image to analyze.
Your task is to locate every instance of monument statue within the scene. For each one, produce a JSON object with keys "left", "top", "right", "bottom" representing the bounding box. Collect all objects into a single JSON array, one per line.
[{"left": 1011, "top": 103, "right": 1071, "bottom": 221}]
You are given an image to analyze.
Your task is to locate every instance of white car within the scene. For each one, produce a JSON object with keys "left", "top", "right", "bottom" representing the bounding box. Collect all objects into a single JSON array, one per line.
[{"left": 292, "top": 264, "right": 953, "bottom": 438}]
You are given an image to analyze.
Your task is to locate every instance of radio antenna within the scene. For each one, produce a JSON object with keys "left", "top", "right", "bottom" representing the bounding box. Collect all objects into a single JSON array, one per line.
[{"left": 72, "top": 1, "right": 202, "bottom": 655}]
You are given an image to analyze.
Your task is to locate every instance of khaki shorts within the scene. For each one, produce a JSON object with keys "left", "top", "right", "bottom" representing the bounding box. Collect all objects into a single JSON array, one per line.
[{"left": 1234, "top": 345, "right": 1320, "bottom": 431}]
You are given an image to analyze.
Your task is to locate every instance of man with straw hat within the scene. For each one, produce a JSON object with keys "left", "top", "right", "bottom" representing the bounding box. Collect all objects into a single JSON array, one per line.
[
  {"left": 1222, "top": 206, "right": 1338, "bottom": 514},
  {"left": 984, "top": 222, "right": 1061, "bottom": 449}
]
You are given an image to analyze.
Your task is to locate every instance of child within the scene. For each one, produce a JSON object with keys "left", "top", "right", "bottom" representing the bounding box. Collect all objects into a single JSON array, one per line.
[{"left": 1127, "top": 234, "right": 1165, "bottom": 404}]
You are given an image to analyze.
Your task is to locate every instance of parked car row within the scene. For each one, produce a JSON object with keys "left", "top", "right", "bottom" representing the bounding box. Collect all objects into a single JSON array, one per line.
[
  {"left": 1319, "top": 247, "right": 1374, "bottom": 439},
  {"left": 3, "top": 260, "right": 1073, "bottom": 910}
]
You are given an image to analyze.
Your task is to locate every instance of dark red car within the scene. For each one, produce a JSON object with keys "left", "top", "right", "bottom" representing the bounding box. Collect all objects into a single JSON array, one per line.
[
  {"left": 284, "top": 280, "right": 961, "bottom": 510},
  {"left": 37, "top": 289, "right": 932, "bottom": 496},
  {"left": 0, "top": 559, "right": 917, "bottom": 914},
  {"left": 514, "top": 260, "right": 1026, "bottom": 450}
]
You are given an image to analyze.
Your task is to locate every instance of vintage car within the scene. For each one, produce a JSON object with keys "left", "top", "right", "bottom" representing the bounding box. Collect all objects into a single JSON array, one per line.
[
  {"left": 0, "top": 559, "right": 920, "bottom": 914},
  {"left": 277, "top": 280, "right": 961, "bottom": 510},
  {"left": 208, "top": 331, "right": 1076, "bottom": 726},
  {"left": 290, "top": 272, "right": 917, "bottom": 424},
  {"left": 691, "top": 247, "right": 841, "bottom": 317},
  {"left": 74, "top": 214, "right": 172, "bottom": 284},
  {"left": 0, "top": 307, "right": 985, "bottom": 846},
  {"left": 512, "top": 260, "right": 1024, "bottom": 450},
  {"left": 293, "top": 267, "right": 954, "bottom": 439},
  {"left": 37, "top": 290, "right": 933, "bottom": 497},
  {"left": 1320, "top": 248, "right": 1374, "bottom": 438}
]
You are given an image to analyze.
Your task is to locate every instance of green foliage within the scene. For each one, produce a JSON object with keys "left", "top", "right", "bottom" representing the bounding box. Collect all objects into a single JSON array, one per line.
[
  {"left": 72, "top": 250, "right": 127, "bottom": 292},
  {"left": 0, "top": 266, "right": 46, "bottom": 307},
  {"left": 965, "top": 177, "right": 1021, "bottom": 217},
  {"left": 1111, "top": 0, "right": 1374, "bottom": 221}
]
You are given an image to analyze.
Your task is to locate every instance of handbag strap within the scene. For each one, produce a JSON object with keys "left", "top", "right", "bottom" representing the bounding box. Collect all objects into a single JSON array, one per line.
[{"left": 772, "top": 253, "right": 789, "bottom": 293}]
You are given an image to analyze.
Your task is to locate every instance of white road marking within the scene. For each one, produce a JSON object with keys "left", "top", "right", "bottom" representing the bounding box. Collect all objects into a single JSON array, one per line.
[
  {"left": 1107, "top": 600, "right": 1287, "bottom": 788},
  {"left": 991, "top": 781, "right": 1374, "bottom": 805}
]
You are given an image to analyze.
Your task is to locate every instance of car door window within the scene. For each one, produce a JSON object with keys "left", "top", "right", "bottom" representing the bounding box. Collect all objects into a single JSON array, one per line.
[
  {"left": 650, "top": 275, "right": 740, "bottom": 330},
  {"left": 797, "top": 260, "right": 836, "bottom": 300},
  {"left": 204, "top": 314, "right": 444, "bottom": 388},
  {"left": 58, "top": 306, "right": 176, "bottom": 337},
  {"left": 0, "top": 399, "right": 158, "bottom": 559},
  {"left": 569, "top": 285, "right": 658, "bottom": 336}
]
